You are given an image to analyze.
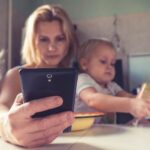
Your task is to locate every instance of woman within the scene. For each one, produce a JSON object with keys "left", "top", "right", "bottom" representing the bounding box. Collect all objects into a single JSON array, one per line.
[{"left": 0, "top": 4, "right": 77, "bottom": 147}]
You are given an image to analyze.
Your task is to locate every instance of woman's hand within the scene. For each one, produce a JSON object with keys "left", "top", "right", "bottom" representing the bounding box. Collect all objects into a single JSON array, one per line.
[{"left": 1, "top": 93, "right": 74, "bottom": 147}]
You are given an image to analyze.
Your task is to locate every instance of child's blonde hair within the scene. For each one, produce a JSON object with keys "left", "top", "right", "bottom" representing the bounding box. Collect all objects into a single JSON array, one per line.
[
  {"left": 21, "top": 4, "right": 77, "bottom": 67},
  {"left": 78, "top": 38, "right": 116, "bottom": 61}
]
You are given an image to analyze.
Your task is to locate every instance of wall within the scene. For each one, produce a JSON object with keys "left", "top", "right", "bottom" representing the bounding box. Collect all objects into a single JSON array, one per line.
[
  {"left": 0, "top": 0, "right": 8, "bottom": 79},
  {"left": 40, "top": 0, "right": 150, "bottom": 20}
]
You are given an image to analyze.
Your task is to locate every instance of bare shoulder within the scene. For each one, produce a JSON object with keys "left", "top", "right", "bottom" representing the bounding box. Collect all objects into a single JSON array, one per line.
[
  {"left": 5, "top": 64, "right": 36, "bottom": 80},
  {"left": 0, "top": 66, "right": 22, "bottom": 107},
  {"left": 2, "top": 66, "right": 22, "bottom": 92},
  {"left": 5, "top": 64, "right": 33, "bottom": 77},
  {"left": 5, "top": 66, "right": 20, "bottom": 78},
  {"left": 3, "top": 67, "right": 22, "bottom": 87}
]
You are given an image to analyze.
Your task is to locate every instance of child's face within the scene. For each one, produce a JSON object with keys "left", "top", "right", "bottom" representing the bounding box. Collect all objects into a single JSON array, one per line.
[
  {"left": 35, "top": 20, "right": 68, "bottom": 67},
  {"left": 80, "top": 45, "right": 117, "bottom": 86}
]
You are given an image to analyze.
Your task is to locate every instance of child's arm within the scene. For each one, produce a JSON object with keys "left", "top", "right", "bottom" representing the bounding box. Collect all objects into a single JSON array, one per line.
[
  {"left": 79, "top": 87, "right": 150, "bottom": 119},
  {"left": 116, "top": 90, "right": 135, "bottom": 98}
]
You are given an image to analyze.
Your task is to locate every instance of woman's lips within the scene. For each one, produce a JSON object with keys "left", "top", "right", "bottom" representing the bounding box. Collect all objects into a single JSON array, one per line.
[{"left": 46, "top": 55, "right": 59, "bottom": 59}]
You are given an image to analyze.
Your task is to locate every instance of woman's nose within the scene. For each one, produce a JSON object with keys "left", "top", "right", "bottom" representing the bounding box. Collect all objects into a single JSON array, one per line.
[{"left": 48, "top": 42, "right": 56, "bottom": 51}]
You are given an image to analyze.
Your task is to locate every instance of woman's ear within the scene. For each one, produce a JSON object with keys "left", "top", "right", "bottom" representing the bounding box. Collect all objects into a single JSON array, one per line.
[{"left": 79, "top": 58, "right": 88, "bottom": 71}]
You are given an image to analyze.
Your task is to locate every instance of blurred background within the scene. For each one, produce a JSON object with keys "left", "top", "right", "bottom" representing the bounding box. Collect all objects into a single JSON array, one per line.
[{"left": 0, "top": 0, "right": 150, "bottom": 92}]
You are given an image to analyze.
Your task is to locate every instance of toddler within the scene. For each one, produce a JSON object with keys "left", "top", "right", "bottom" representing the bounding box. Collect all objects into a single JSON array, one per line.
[{"left": 75, "top": 38, "right": 150, "bottom": 123}]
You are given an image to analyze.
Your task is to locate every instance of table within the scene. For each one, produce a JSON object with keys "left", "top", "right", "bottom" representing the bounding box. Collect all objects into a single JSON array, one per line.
[{"left": 1, "top": 124, "right": 150, "bottom": 150}]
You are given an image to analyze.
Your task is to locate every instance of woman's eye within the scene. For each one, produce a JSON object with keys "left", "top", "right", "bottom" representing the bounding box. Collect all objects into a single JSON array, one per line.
[
  {"left": 39, "top": 37, "right": 49, "bottom": 43},
  {"left": 56, "top": 36, "right": 66, "bottom": 42}
]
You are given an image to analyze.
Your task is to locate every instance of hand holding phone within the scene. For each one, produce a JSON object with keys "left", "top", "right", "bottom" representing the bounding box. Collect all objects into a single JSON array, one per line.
[{"left": 19, "top": 68, "right": 78, "bottom": 118}]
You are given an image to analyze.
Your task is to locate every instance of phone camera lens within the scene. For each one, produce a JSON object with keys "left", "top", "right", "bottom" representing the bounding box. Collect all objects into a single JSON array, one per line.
[{"left": 47, "top": 74, "right": 52, "bottom": 78}]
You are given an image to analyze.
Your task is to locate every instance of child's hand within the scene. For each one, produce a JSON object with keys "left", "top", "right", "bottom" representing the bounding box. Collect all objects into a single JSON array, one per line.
[{"left": 130, "top": 98, "right": 150, "bottom": 119}]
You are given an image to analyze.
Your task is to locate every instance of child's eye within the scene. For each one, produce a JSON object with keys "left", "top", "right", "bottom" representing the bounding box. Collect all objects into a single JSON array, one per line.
[{"left": 100, "top": 60, "right": 107, "bottom": 64}]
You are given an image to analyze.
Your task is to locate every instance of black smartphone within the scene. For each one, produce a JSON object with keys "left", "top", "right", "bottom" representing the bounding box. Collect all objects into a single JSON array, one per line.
[{"left": 19, "top": 68, "right": 78, "bottom": 119}]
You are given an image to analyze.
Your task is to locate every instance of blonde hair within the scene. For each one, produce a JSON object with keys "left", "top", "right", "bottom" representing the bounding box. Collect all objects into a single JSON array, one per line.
[
  {"left": 21, "top": 4, "right": 77, "bottom": 67},
  {"left": 78, "top": 38, "right": 116, "bottom": 61}
]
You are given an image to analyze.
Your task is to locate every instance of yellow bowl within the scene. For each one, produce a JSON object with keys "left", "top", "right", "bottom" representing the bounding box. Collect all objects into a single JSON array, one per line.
[
  {"left": 71, "top": 117, "right": 95, "bottom": 131},
  {"left": 71, "top": 112, "right": 104, "bottom": 132}
]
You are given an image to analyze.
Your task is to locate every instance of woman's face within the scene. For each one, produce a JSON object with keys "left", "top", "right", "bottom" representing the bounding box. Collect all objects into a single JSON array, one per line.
[{"left": 35, "top": 20, "right": 68, "bottom": 68}]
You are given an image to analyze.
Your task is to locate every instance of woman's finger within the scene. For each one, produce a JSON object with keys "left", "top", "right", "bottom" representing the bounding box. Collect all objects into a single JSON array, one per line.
[
  {"left": 23, "top": 111, "right": 74, "bottom": 133},
  {"left": 19, "top": 96, "right": 63, "bottom": 117},
  {"left": 21, "top": 124, "right": 64, "bottom": 145}
]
